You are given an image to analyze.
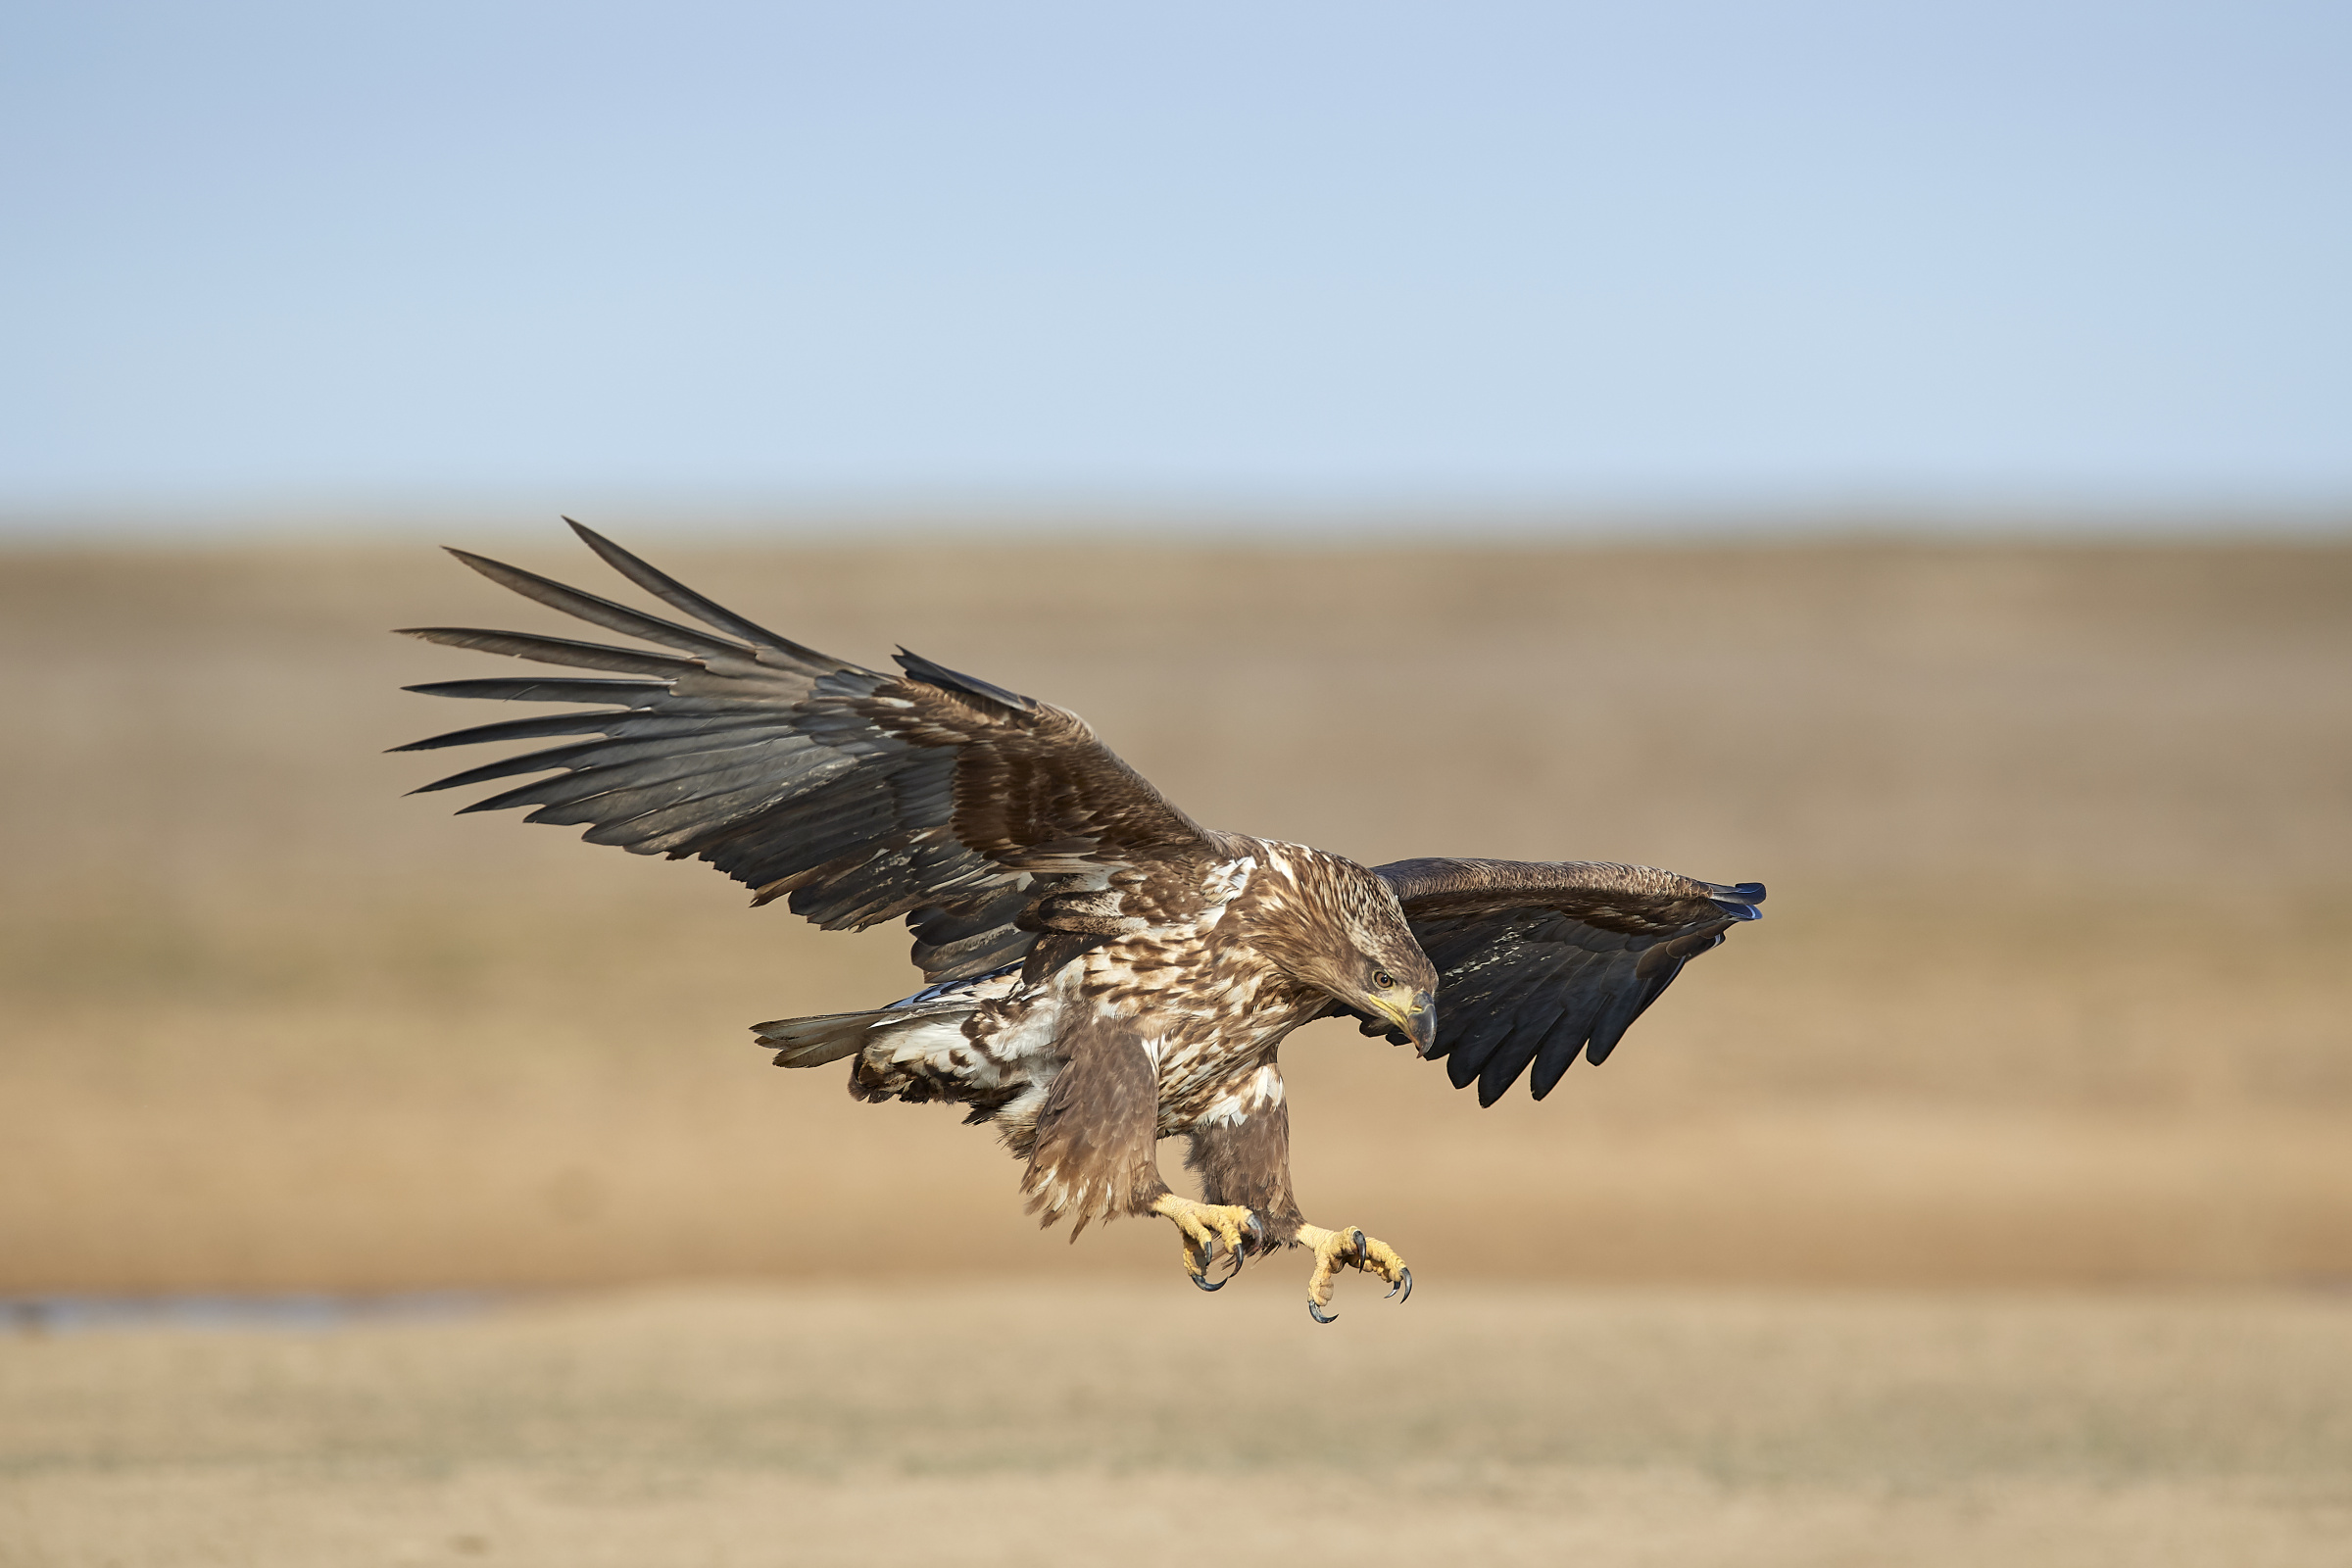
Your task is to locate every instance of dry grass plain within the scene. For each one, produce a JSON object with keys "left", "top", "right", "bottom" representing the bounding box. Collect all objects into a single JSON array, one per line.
[
  {"left": 3, "top": 531, "right": 2349, "bottom": 1564},
  {"left": 7, "top": 1283, "right": 2352, "bottom": 1568}
]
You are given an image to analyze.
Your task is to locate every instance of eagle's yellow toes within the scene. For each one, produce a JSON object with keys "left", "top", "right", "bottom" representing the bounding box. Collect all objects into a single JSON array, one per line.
[
  {"left": 1297, "top": 1223, "right": 1412, "bottom": 1324},
  {"left": 1150, "top": 1195, "right": 1263, "bottom": 1292}
]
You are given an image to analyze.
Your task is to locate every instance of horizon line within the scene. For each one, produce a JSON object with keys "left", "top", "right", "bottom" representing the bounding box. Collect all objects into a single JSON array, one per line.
[{"left": 6, "top": 491, "right": 2351, "bottom": 547}]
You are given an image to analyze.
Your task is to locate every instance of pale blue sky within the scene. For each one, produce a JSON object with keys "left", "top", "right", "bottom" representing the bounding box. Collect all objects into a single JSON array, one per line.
[{"left": 4, "top": 1, "right": 2346, "bottom": 532}]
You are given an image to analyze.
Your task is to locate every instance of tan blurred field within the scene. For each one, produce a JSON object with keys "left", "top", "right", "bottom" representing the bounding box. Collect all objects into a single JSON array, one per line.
[
  {"left": 3, "top": 533, "right": 2347, "bottom": 1292},
  {"left": 6, "top": 1282, "right": 2352, "bottom": 1567},
  {"left": 4, "top": 532, "right": 2352, "bottom": 1565}
]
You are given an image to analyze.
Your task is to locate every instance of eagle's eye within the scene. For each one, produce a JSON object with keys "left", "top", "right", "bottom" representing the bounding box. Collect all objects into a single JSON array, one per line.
[{"left": 1373, "top": 969, "right": 1396, "bottom": 990}]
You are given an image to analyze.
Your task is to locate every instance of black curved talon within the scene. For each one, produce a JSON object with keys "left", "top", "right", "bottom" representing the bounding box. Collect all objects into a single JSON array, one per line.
[
  {"left": 1350, "top": 1229, "right": 1368, "bottom": 1267},
  {"left": 1191, "top": 1265, "right": 1227, "bottom": 1293},
  {"left": 1396, "top": 1266, "right": 1412, "bottom": 1303},
  {"left": 1243, "top": 1212, "right": 1267, "bottom": 1256},
  {"left": 1307, "top": 1298, "right": 1339, "bottom": 1325},
  {"left": 1185, "top": 1238, "right": 1219, "bottom": 1290},
  {"left": 1209, "top": 1242, "right": 1245, "bottom": 1287}
]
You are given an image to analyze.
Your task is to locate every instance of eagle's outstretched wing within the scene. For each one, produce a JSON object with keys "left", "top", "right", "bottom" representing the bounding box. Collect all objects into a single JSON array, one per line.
[
  {"left": 1352, "top": 858, "right": 1764, "bottom": 1106},
  {"left": 394, "top": 521, "right": 1219, "bottom": 980}
]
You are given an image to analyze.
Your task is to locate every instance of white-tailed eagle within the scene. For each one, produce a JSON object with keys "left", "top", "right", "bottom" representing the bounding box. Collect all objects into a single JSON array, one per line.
[{"left": 397, "top": 523, "right": 1764, "bottom": 1321}]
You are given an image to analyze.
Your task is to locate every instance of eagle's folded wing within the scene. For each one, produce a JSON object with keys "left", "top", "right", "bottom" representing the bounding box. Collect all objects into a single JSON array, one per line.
[
  {"left": 394, "top": 521, "right": 1217, "bottom": 980},
  {"left": 1362, "top": 858, "right": 1764, "bottom": 1106}
]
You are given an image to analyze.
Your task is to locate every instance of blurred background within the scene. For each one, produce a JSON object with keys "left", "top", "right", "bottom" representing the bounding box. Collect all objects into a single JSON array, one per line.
[{"left": 4, "top": 4, "right": 2348, "bottom": 1565}]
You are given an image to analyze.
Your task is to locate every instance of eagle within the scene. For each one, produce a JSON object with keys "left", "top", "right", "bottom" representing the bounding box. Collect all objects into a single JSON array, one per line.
[{"left": 396, "top": 522, "right": 1764, "bottom": 1322}]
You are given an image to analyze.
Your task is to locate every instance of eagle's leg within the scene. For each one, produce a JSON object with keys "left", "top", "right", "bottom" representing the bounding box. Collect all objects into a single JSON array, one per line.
[
  {"left": 1186, "top": 1093, "right": 1407, "bottom": 1320},
  {"left": 1149, "top": 1195, "right": 1264, "bottom": 1290},
  {"left": 1021, "top": 1021, "right": 1259, "bottom": 1291},
  {"left": 1294, "top": 1223, "right": 1411, "bottom": 1322}
]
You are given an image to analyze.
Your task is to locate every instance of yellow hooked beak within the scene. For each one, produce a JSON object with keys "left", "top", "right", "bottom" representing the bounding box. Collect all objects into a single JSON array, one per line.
[{"left": 1371, "top": 990, "right": 1438, "bottom": 1056}]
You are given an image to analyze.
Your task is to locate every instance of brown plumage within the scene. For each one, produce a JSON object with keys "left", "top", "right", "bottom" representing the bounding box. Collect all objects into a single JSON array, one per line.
[{"left": 396, "top": 522, "right": 1765, "bottom": 1321}]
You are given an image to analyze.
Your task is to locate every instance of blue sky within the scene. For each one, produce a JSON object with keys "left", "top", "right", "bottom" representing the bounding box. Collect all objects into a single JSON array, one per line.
[{"left": 3, "top": 1, "right": 2346, "bottom": 531}]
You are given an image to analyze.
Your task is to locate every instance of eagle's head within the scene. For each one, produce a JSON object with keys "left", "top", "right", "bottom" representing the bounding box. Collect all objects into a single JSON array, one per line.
[{"left": 1261, "top": 853, "right": 1438, "bottom": 1054}]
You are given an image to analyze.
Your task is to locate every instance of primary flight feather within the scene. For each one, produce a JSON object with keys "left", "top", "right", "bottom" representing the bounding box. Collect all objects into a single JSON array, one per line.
[{"left": 397, "top": 522, "right": 1765, "bottom": 1321}]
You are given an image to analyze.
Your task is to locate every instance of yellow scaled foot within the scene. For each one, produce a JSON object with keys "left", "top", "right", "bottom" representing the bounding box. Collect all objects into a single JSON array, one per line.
[
  {"left": 1297, "top": 1223, "right": 1411, "bottom": 1323},
  {"left": 1151, "top": 1195, "right": 1264, "bottom": 1292}
]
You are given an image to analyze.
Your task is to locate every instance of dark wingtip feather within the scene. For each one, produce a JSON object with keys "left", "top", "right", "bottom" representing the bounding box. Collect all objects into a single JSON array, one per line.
[
  {"left": 386, "top": 709, "right": 633, "bottom": 754},
  {"left": 894, "top": 649, "right": 1037, "bottom": 713},
  {"left": 1706, "top": 879, "right": 1765, "bottom": 920},
  {"left": 435, "top": 546, "right": 750, "bottom": 660},
  {"left": 1584, "top": 967, "right": 1680, "bottom": 1067},
  {"left": 392, "top": 625, "right": 694, "bottom": 677},
  {"left": 405, "top": 740, "right": 598, "bottom": 796},
  {"left": 560, "top": 517, "right": 824, "bottom": 660},
  {"left": 1475, "top": 1037, "right": 1535, "bottom": 1106},
  {"left": 1712, "top": 879, "right": 1767, "bottom": 915},
  {"left": 1582, "top": 1015, "right": 1636, "bottom": 1068},
  {"left": 401, "top": 676, "right": 670, "bottom": 705},
  {"left": 1527, "top": 1033, "right": 1580, "bottom": 1101}
]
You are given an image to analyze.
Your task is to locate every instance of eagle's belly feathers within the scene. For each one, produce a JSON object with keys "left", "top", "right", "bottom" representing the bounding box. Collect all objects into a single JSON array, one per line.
[
  {"left": 1074, "top": 889, "right": 1323, "bottom": 1135},
  {"left": 857, "top": 850, "right": 1324, "bottom": 1138}
]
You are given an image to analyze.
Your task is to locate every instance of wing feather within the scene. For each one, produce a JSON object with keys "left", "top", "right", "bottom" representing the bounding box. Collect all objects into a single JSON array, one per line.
[
  {"left": 397, "top": 627, "right": 706, "bottom": 678},
  {"left": 402, "top": 676, "right": 674, "bottom": 705},
  {"left": 562, "top": 517, "right": 831, "bottom": 662},
  {"left": 442, "top": 548, "right": 754, "bottom": 661},
  {"left": 396, "top": 525, "right": 1218, "bottom": 980},
  {"left": 1373, "top": 858, "right": 1762, "bottom": 1104}
]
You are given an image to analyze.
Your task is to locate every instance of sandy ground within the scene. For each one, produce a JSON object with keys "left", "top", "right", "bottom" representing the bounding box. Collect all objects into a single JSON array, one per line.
[{"left": 6, "top": 1282, "right": 2352, "bottom": 1568}]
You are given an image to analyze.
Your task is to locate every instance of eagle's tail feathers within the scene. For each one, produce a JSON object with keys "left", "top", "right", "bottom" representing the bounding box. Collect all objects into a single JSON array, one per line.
[
  {"left": 755, "top": 999, "right": 987, "bottom": 1074},
  {"left": 754, "top": 1010, "right": 888, "bottom": 1068}
]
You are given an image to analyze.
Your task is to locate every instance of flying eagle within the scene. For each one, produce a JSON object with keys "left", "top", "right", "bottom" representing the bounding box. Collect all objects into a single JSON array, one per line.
[{"left": 397, "top": 523, "right": 1764, "bottom": 1321}]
